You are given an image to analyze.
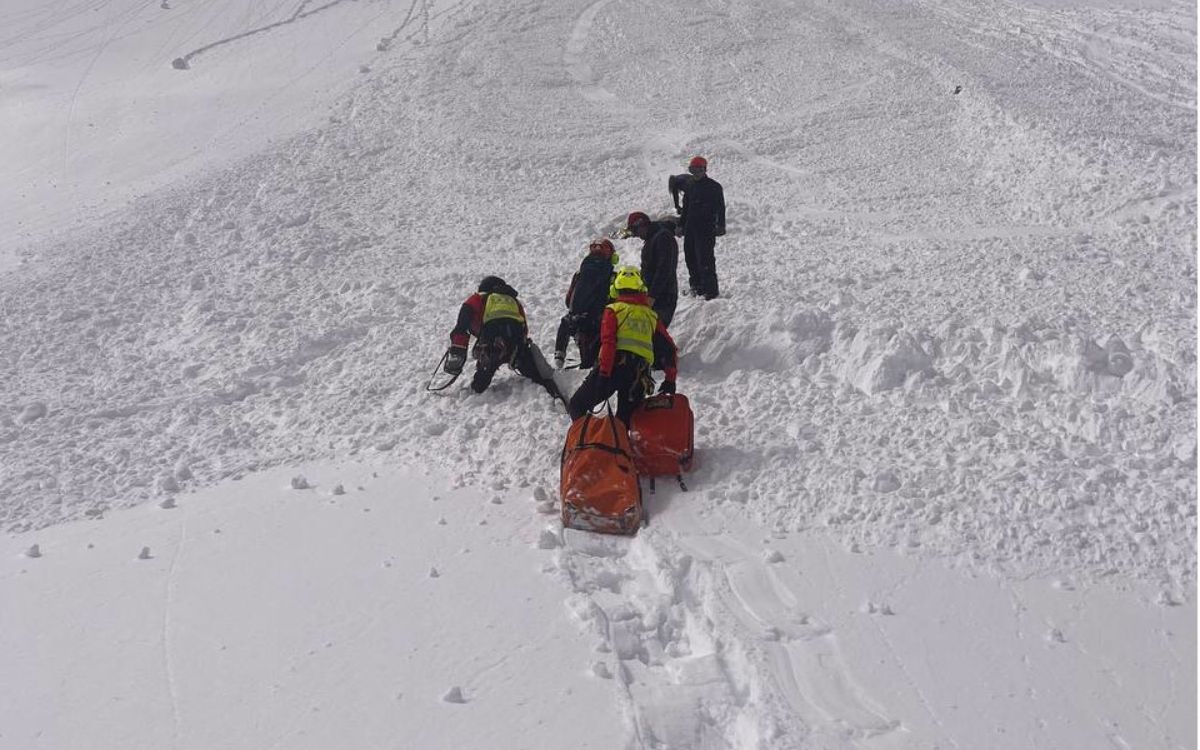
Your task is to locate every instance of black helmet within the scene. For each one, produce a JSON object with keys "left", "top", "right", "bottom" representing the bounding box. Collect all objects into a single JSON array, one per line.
[{"left": 478, "top": 276, "right": 516, "bottom": 296}]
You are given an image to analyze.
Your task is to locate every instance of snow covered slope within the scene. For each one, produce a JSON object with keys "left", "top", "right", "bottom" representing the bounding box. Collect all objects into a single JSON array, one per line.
[{"left": 1, "top": 0, "right": 1195, "bottom": 747}]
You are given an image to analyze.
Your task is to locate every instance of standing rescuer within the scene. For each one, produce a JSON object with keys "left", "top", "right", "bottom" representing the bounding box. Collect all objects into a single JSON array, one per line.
[
  {"left": 625, "top": 210, "right": 679, "bottom": 328},
  {"left": 568, "top": 266, "right": 678, "bottom": 425},
  {"left": 678, "top": 155, "right": 726, "bottom": 300},
  {"left": 444, "top": 276, "right": 561, "bottom": 399}
]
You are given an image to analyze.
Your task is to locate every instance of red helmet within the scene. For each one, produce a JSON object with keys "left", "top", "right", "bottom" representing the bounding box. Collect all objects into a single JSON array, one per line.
[
  {"left": 626, "top": 211, "right": 650, "bottom": 232},
  {"left": 588, "top": 238, "right": 614, "bottom": 258},
  {"left": 688, "top": 156, "right": 708, "bottom": 170}
]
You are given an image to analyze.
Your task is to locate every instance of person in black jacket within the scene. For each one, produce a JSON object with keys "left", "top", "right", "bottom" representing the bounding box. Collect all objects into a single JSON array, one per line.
[
  {"left": 625, "top": 211, "right": 678, "bottom": 327},
  {"left": 553, "top": 238, "right": 618, "bottom": 369},
  {"left": 678, "top": 156, "right": 726, "bottom": 300}
]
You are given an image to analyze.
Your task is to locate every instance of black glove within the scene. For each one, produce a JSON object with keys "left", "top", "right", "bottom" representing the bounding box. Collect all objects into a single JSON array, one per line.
[
  {"left": 444, "top": 346, "right": 467, "bottom": 375},
  {"left": 658, "top": 380, "right": 676, "bottom": 395}
]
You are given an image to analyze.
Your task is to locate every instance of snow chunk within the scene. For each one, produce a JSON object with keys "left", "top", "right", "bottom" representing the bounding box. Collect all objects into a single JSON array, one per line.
[
  {"left": 1104, "top": 335, "right": 1134, "bottom": 377},
  {"left": 441, "top": 686, "right": 466, "bottom": 703},
  {"left": 24, "top": 544, "right": 42, "bottom": 558},
  {"left": 763, "top": 549, "right": 785, "bottom": 564},
  {"left": 290, "top": 475, "right": 311, "bottom": 490},
  {"left": 836, "top": 327, "right": 933, "bottom": 394},
  {"left": 282, "top": 211, "right": 311, "bottom": 228},
  {"left": 138, "top": 546, "right": 153, "bottom": 560},
  {"left": 16, "top": 402, "right": 48, "bottom": 424},
  {"left": 1156, "top": 591, "right": 1181, "bottom": 607},
  {"left": 872, "top": 471, "right": 902, "bottom": 494},
  {"left": 536, "top": 528, "right": 562, "bottom": 549}
]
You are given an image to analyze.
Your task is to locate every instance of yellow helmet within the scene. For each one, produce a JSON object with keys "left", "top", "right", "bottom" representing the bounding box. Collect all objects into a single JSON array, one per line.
[{"left": 610, "top": 265, "right": 647, "bottom": 296}]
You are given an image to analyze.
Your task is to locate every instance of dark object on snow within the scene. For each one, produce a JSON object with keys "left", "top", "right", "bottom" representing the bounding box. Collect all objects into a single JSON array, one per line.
[
  {"left": 669, "top": 173, "right": 690, "bottom": 213},
  {"left": 426, "top": 349, "right": 462, "bottom": 392},
  {"left": 953, "top": 85, "right": 963, "bottom": 95}
]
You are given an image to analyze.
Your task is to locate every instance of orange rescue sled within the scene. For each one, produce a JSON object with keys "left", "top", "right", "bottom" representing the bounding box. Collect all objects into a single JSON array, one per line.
[{"left": 560, "top": 407, "right": 644, "bottom": 534}]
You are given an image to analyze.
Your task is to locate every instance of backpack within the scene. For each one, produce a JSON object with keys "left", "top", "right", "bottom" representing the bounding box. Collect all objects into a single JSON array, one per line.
[
  {"left": 629, "top": 393, "right": 695, "bottom": 491},
  {"left": 568, "top": 255, "right": 615, "bottom": 322},
  {"left": 560, "top": 406, "right": 644, "bottom": 535}
]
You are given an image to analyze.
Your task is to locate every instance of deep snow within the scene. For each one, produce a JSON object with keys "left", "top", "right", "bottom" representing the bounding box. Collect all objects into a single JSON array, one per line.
[{"left": 1, "top": 0, "right": 1195, "bottom": 748}]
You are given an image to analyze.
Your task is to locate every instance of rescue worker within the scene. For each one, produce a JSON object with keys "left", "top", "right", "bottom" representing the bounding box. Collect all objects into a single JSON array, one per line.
[
  {"left": 553, "top": 238, "right": 619, "bottom": 369},
  {"left": 625, "top": 211, "right": 679, "bottom": 327},
  {"left": 677, "top": 156, "right": 726, "bottom": 299},
  {"left": 568, "top": 266, "right": 678, "bottom": 426},
  {"left": 444, "top": 276, "right": 561, "bottom": 399}
]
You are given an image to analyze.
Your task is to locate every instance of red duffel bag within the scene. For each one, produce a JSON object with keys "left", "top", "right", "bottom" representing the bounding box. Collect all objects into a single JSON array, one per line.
[{"left": 629, "top": 393, "right": 694, "bottom": 490}]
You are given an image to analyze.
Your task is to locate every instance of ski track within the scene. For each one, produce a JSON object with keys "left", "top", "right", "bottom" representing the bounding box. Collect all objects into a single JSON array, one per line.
[
  {"left": 162, "top": 516, "right": 186, "bottom": 750},
  {"left": 0, "top": 0, "right": 1195, "bottom": 747},
  {"left": 171, "top": 0, "right": 358, "bottom": 70}
]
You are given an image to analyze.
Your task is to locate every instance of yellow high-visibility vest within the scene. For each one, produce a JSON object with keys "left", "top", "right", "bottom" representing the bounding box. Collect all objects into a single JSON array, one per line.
[
  {"left": 607, "top": 301, "right": 656, "bottom": 364},
  {"left": 483, "top": 293, "right": 524, "bottom": 324}
]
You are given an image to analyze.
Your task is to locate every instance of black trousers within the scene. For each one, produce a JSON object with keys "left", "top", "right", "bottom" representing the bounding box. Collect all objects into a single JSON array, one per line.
[
  {"left": 653, "top": 296, "right": 676, "bottom": 329},
  {"left": 683, "top": 232, "right": 719, "bottom": 298},
  {"left": 471, "top": 329, "right": 559, "bottom": 399},
  {"left": 553, "top": 314, "right": 600, "bottom": 368},
  {"left": 567, "top": 355, "right": 650, "bottom": 425}
]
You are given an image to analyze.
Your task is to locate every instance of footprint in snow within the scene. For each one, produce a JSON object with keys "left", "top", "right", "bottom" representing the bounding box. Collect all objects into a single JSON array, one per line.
[{"left": 863, "top": 601, "right": 894, "bottom": 616}]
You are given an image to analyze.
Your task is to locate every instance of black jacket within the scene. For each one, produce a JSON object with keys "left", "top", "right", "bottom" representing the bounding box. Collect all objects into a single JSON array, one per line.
[
  {"left": 640, "top": 222, "right": 678, "bottom": 307},
  {"left": 567, "top": 254, "right": 614, "bottom": 324},
  {"left": 680, "top": 176, "right": 725, "bottom": 236}
]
